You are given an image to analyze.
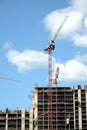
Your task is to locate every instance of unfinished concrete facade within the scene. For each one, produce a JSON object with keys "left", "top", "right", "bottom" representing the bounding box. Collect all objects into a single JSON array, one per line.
[
  {"left": 31, "top": 85, "right": 87, "bottom": 130},
  {"left": 0, "top": 109, "right": 29, "bottom": 130}
]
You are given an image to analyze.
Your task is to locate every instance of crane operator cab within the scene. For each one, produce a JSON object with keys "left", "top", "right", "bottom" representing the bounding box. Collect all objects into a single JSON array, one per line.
[{"left": 44, "top": 43, "right": 55, "bottom": 51}]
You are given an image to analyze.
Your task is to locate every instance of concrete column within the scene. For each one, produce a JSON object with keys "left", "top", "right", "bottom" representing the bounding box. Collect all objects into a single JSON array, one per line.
[
  {"left": 32, "top": 89, "right": 38, "bottom": 130},
  {"left": 29, "top": 108, "right": 33, "bottom": 130},
  {"left": 34, "top": 90, "right": 38, "bottom": 130},
  {"left": 21, "top": 109, "right": 25, "bottom": 130},
  {"left": 85, "top": 85, "right": 87, "bottom": 122},
  {"left": 5, "top": 113, "right": 8, "bottom": 130},
  {"left": 78, "top": 85, "right": 82, "bottom": 130},
  {"left": 73, "top": 88, "right": 76, "bottom": 130}
]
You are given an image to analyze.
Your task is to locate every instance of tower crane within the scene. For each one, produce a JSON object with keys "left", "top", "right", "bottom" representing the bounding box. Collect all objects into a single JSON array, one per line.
[{"left": 44, "top": 15, "right": 68, "bottom": 130}]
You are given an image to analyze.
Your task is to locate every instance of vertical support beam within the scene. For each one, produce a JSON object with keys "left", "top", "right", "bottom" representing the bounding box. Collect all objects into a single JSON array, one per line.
[
  {"left": 73, "top": 88, "right": 76, "bottom": 130},
  {"left": 21, "top": 109, "right": 25, "bottom": 130},
  {"left": 85, "top": 85, "right": 87, "bottom": 123},
  {"left": 34, "top": 89, "right": 38, "bottom": 130},
  {"left": 5, "top": 113, "right": 8, "bottom": 130},
  {"left": 31, "top": 89, "right": 38, "bottom": 130},
  {"left": 78, "top": 85, "right": 82, "bottom": 130},
  {"left": 30, "top": 108, "right": 33, "bottom": 130}
]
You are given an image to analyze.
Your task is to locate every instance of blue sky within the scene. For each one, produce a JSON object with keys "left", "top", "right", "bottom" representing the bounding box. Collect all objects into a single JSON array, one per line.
[{"left": 0, "top": 0, "right": 87, "bottom": 110}]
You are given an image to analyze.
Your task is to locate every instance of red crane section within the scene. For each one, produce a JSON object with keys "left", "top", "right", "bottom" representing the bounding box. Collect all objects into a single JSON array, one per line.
[
  {"left": 54, "top": 67, "right": 59, "bottom": 85},
  {"left": 44, "top": 16, "right": 68, "bottom": 130}
]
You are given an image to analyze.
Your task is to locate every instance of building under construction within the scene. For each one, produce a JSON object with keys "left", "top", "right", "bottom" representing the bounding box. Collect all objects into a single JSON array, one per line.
[
  {"left": 0, "top": 109, "right": 29, "bottom": 130},
  {"left": 31, "top": 85, "right": 87, "bottom": 130},
  {"left": 0, "top": 85, "right": 87, "bottom": 130}
]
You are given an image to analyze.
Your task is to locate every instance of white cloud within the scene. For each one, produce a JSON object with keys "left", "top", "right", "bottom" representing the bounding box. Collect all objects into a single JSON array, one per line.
[
  {"left": 73, "top": 34, "right": 87, "bottom": 47},
  {"left": 55, "top": 53, "right": 87, "bottom": 81},
  {"left": 44, "top": 8, "right": 83, "bottom": 38},
  {"left": 75, "top": 53, "right": 87, "bottom": 64},
  {"left": 6, "top": 49, "right": 48, "bottom": 73},
  {"left": 71, "top": 0, "right": 87, "bottom": 14},
  {"left": 43, "top": 0, "right": 87, "bottom": 47},
  {"left": 55, "top": 59, "right": 87, "bottom": 82},
  {"left": 5, "top": 45, "right": 87, "bottom": 81}
]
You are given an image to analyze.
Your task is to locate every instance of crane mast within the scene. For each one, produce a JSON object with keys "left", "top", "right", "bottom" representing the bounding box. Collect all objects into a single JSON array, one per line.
[{"left": 44, "top": 16, "right": 68, "bottom": 130}]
